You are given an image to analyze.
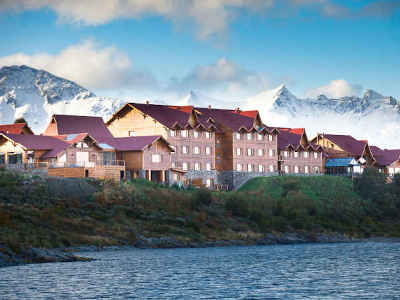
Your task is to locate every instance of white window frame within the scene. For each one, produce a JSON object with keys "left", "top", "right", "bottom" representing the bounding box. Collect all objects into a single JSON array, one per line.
[
  {"left": 257, "top": 149, "right": 264, "bottom": 156},
  {"left": 170, "top": 130, "right": 176, "bottom": 137},
  {"left": 248, "top": 164, "right": 253, "bottom": 172},
  {"left": 171, "top": 161, "right": 176, "bottom": 168},
  {"left": 237, "top": 163, "right": 242, "bottom": 171},
  {"left": 151, "top": 154, "right": 161, "bottom": 163},
  {"left": 194, "top": 162, "right": 201, "bottom": 171},
  {"left": 284, "top": 165, "right": 289, "bottom": 173},
  {"left": 305, "top": 166, "right": 309, "bottom": 174},
  {"left": 206, "top": 163, "right": 212, "bottom": 171},
  {"left": 194, "top": 131, "right": 199, "bottom": 138},
  {"left": 284, "top": 151, "right": 288, "bottom": 158},
  {"left": 205, "top": 132, "right": 211, "bottom": 139},
  {"left": 182, "top": 145, "right": 189, "bottom": 154},
  {"left": 193, "top": 146, "right": 200, "bottom": 154},
  {"left": 269, "top": 149, "right": 274, "bottom": 157},
  {"left": 181, "top": 130, "right": 188, "bottom": 138},
  {"left": 304, "top": 151, "right": 309, "bottom": 158},
  {"left": 269, "top": 165, "right": 274, "bottom": 172},
  {"left": 237, "top": 148, "right": 241, "bottom": 156},
  {"left": 247, "top": 148, "right": 253, "bottom": 156},
  {"left": 128, "top": 130, "right": 135, "bottom": 137},
  {"left": 294, "top": 166, "right": 299, "bottom": 173},
  {"left": 294, "top": 152, "right": 299, "bottom": 158},
  {"left": 236, "top": 133, "right": 241, "bottom": 140},
  {"left": 258, "top": 164, "right": 264, "bottom": 173},
  {"left": 269, "top": 135, "right": 273, "bottom": 142},
  {"left": 206, "top": 178, "right": 212, "bottom": 188},
  {"left": 314, "top": 152, "right": 319, "bottom": 159},
  {"left": 257, "top": 133, "right": 263, "bottom": 141},
  {"left": 182, "top": 162, "right": 188, "bottom": 171},
  {"left": 247, "top": 133, "right": 253, "bottom": 140},
  {"left": 205, "top": 147, "right": 211, "bottom": 155}
]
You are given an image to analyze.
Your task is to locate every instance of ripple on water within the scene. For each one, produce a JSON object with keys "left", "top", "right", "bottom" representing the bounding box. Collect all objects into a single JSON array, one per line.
[{"left": 1, "top": 242, "right": 400, "bottom": 300}]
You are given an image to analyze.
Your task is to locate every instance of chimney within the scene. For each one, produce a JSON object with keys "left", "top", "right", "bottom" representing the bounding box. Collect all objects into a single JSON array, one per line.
[
  {"left": 208, "top": 105, "right": 211, "bottom": 109},
  {"left": 145, "top": 100, "right": 149, "bottom": 105}
]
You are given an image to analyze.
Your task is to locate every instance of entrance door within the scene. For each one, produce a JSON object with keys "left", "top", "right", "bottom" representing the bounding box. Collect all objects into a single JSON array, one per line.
[{"left": 76, "top": 152, "right": 89, "bottom": 167}]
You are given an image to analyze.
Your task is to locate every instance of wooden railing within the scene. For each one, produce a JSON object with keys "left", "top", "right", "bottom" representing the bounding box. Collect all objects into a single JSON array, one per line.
[{"left": 49, "top": 160, "right": 125, "bottom": 168}]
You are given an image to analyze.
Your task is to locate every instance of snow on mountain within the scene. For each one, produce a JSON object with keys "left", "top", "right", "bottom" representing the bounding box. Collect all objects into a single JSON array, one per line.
[
  {"left": 177, "top": 90, "right": 233, "bottom": 108},
  {"left": 0, "top": 65, "right": 124, "bottom": 133},
  {"left": 244, "top": 85, "right": 400, "bottom": 148}
]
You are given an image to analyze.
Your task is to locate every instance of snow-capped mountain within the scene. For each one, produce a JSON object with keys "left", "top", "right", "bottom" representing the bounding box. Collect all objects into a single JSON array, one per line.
[
  {"left": 244, "top": 84, "right": 400, "bottom": 148},
  {"left": 0, "top": 65, "right": 124, "bottom": 133}
]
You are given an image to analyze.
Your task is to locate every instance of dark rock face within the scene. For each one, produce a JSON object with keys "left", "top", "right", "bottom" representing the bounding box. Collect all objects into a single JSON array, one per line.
[{"left": 0, "top": 244, "right": 92, "bottom": 268}]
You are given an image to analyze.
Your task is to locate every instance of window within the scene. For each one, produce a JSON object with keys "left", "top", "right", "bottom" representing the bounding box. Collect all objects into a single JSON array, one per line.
[
  {"left": 248, "top": 164, "right": 253, "bottom": 172},
  {"left": 173, "top": 173, "right": 178, "bottom": 181},
  {"left": 236, "top": 148, "right": 241, "bottom": 156},
  {"left": 170, "top": 130, "right": 176, "bottom": 137},
  {"left": 284, "top": 151, "right": 289, "bottom": 158},
  {"left": 181, "top": 130, "right": 188, "bottom": 138},
  {"left": 269, "top": 149, "right": 274, "bottom": 157},
  {"left": 294, "top": 152, "right": 299, "bottom": 158},
  {"left": 194, "top": 162, "right": 201, "bottom": 171},
  {"left": 206, "top": 163, "right": 212, "bottom": 171},
  {"left": 269, "top": 165, "right": 274, "bottom": 172},
  {"left": 194, "top": 131, "right": 199, "bottom": 138},
  {"left": 313, "top": 166, "right": 320, "bottom": 173},
  {"left": 305, "top": 166, "right": 309, "bottom": 174},
  {"left": 237, "top": 164, "right": 242, "bottom": 171},
  {"left": 304, "top": 151, "right": 309, "bottom": 158},
  {"left": 257, "top": 149, "right": 264, "bottom": 156},
  {"left": 193, "top": 146, "right": 200, "bottom": 154},
  {"left": 269, "top": 135, "right": 273, "bottom": 142},
  {"left": 314, "top": 152, "right": 319, "bottom": 159},
  {"left": 171, "top": 161, "right": 176, "bottom": 168},
  {"left": 152, "top": 154, "right": 161, "bottom": 163},
  {"left": 206, "top": 178, "right": 212, "bottom": 188},
  {"left": 247, "top": 148, "right": 253, "bottom": 156},
  {"left": 205, "top": 132, "right": 211, "bottom": 139},
  {"left": 205, "top": 147, "right": 211, "bottom": 155},
  {"left": 257, "top": 133, "right": 263, "bottom": 141},
  {"left": 128, "top": 130, "right": 135, "bottom": 137},
  {"left": 247, "top": 133, "right": 253, "bottom": 140},
  {"left": 284, "top": 165, "right": 289, "bottom": 173},
  {"left": 182, "top": 162, "right": 188, "bottom": 171},
  {"left": 294, "top": 166, "right": 299, "bottom": 173},
  {"left": 182, "top": 146, "right": 189, "bottom": 154},
  {"left": 236, "top": 133, "right": 241, "bottom": 140},
  {"left": 258, "top": 165, "right": 264, "bottom": 172}
]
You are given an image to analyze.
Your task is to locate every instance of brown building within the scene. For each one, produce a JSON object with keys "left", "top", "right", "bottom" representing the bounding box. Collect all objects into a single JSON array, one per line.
[
  {"left": 363, "top": 146, "right": 400, "bottom": 177},
  {"left": 277, "top": 128, "right": 325, "bottom": 175},
  {"left": 107, "top": 103, "right": 280, "bottom": 189}
]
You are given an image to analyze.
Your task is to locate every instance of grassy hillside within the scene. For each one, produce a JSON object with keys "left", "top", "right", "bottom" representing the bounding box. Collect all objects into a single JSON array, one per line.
[{"left": 1, "top": 167, "right": 400, "bottom": 252}]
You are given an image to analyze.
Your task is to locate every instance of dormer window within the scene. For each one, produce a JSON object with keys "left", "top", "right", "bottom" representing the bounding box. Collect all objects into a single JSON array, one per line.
[
  {"left": 194, "top": 131, "right": 199, "bottom": 138},
  {"left": 170, "top": 130, "right": 176, "bottom": 137},
  {"left": 247, "top": 133, "right": 253, "bottom": 140},
  {"left": 181, "top": 130, "right": 188, "bottom": 138},
  {"left": 304, "top": 151, "right": 309, "bottom": 158},
  {"left": 314, "top": 152, "right": 319, "bottom": 159},
  {"left": 269, "top": 135, "right": 273, "bottom": 142},
  {"left": 236, "top": 133, "right": 241, "bottom": 140},
  {"left": 205, "top": 132, "right": 211, "bottom": 139},
  {"left": 294, "top": 152, "right": 299, "bottom": 158},
  {"left": 257, "top": 133, "right": 263, "bottom": 141}
]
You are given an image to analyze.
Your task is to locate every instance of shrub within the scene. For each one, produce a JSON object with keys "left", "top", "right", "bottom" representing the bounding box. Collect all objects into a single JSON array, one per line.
[
  {"left": 225, "top": 193, "right": 249, "bottom": 217},
  {"left": 191, "top": 189, "right": 212, "bottom": 209}
]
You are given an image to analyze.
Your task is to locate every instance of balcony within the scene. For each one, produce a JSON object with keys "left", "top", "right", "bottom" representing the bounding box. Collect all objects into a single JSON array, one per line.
[{"left": 49, "top": 160, "right": 125, "bottom": 169}]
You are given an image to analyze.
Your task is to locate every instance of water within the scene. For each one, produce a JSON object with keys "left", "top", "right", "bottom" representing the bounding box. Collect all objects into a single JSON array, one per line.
[{"left": 1, "top": 242, "right": 399, "bottom": 299}]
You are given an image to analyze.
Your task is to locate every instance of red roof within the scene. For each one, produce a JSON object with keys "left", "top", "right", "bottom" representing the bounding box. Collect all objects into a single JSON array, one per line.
[
  {"left": 0, "top": 123, "right": 30, "bottom": 134},
  {"left": 52, "top": 115, "right": 113, "bottom": 141},
  {"left": 370, "top": 146, "right": 400, "bottom": 167},
  {"left": 276, "top": 127, "right": 305, "bottom": 150},
  {"left": 321, "top": 134, "right": 366, "bottom": 157},
  {"left": 1, "top": 133, "right": 69, "bottom": 159}
]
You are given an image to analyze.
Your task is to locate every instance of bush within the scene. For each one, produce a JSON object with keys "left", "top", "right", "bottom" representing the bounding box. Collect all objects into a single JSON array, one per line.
[
  {"left": 191, "top": 189, "right": 212, "bottom": 209},
  {"left": 225, "top": 193, "right": 249, "bottom": 217}
]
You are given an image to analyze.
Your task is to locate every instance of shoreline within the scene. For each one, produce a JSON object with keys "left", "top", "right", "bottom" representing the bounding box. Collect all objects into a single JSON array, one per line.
[{"left": 2, "top": 233, "right": 399, "bottom": 268}]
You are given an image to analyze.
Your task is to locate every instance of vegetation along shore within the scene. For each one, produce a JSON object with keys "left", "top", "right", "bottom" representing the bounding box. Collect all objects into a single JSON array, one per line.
[{"left": 1, "top": 167, "right": 400, "bottom": 267}]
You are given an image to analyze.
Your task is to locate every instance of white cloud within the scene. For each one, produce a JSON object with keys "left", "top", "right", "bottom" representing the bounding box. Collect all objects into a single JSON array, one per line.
[
  {"left": 0, "top": 40, "right": 157, "bottom": 90},
  {"left": 305, "top": 79, "right": 363, "bottom": 98},
  {"left": 0, "top": 0, "right": 275, "bottom": 40},
  {"left": 169, "top": 57, "right": 269, "bottom": 99}
]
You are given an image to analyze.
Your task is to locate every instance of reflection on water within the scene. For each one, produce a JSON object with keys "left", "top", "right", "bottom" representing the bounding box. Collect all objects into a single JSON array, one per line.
[{"left": 1, "top": 242, "right": 399, "bottom": 299}]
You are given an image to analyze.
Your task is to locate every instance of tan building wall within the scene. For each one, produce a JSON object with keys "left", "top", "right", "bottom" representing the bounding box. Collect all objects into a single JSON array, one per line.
[
  {"left": 107, "top": 107, "right": 168, "bottom": 138},
  {"left": 0, "top": 139, "right": 27, "bottom": 163},
  {"left": 43, "top": 120, "right": 58, "bottom": 136}
]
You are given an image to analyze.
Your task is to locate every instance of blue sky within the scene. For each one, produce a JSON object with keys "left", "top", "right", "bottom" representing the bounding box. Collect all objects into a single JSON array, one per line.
[{"left": 0, "top": 0, "right": 399, "bottom": 100}]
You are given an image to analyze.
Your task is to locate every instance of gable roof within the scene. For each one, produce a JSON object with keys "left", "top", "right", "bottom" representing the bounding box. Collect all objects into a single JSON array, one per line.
[
  {"left": 194, "top": 107, "right": 256, "bottom": 132},
  {"left": 0, "top": 123, "right": 33, "bottom": 135},
  {"left": 276, "top": 127, "right": 306, "bottom": 150},
  {"left": 369, "top": 146, "right": 400, "bottom": 167},
  {"left": 315, "top": 134, "right": 367, "bottom": 157},
  {"left": 100, "top": 136, "right": 172, "bottom": 152},
  {"left": 1, "top": 133, "right": 70, "bottom": 159},
  {"left": 50, "top": 114, "right": 114, "bottom": 141}
]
